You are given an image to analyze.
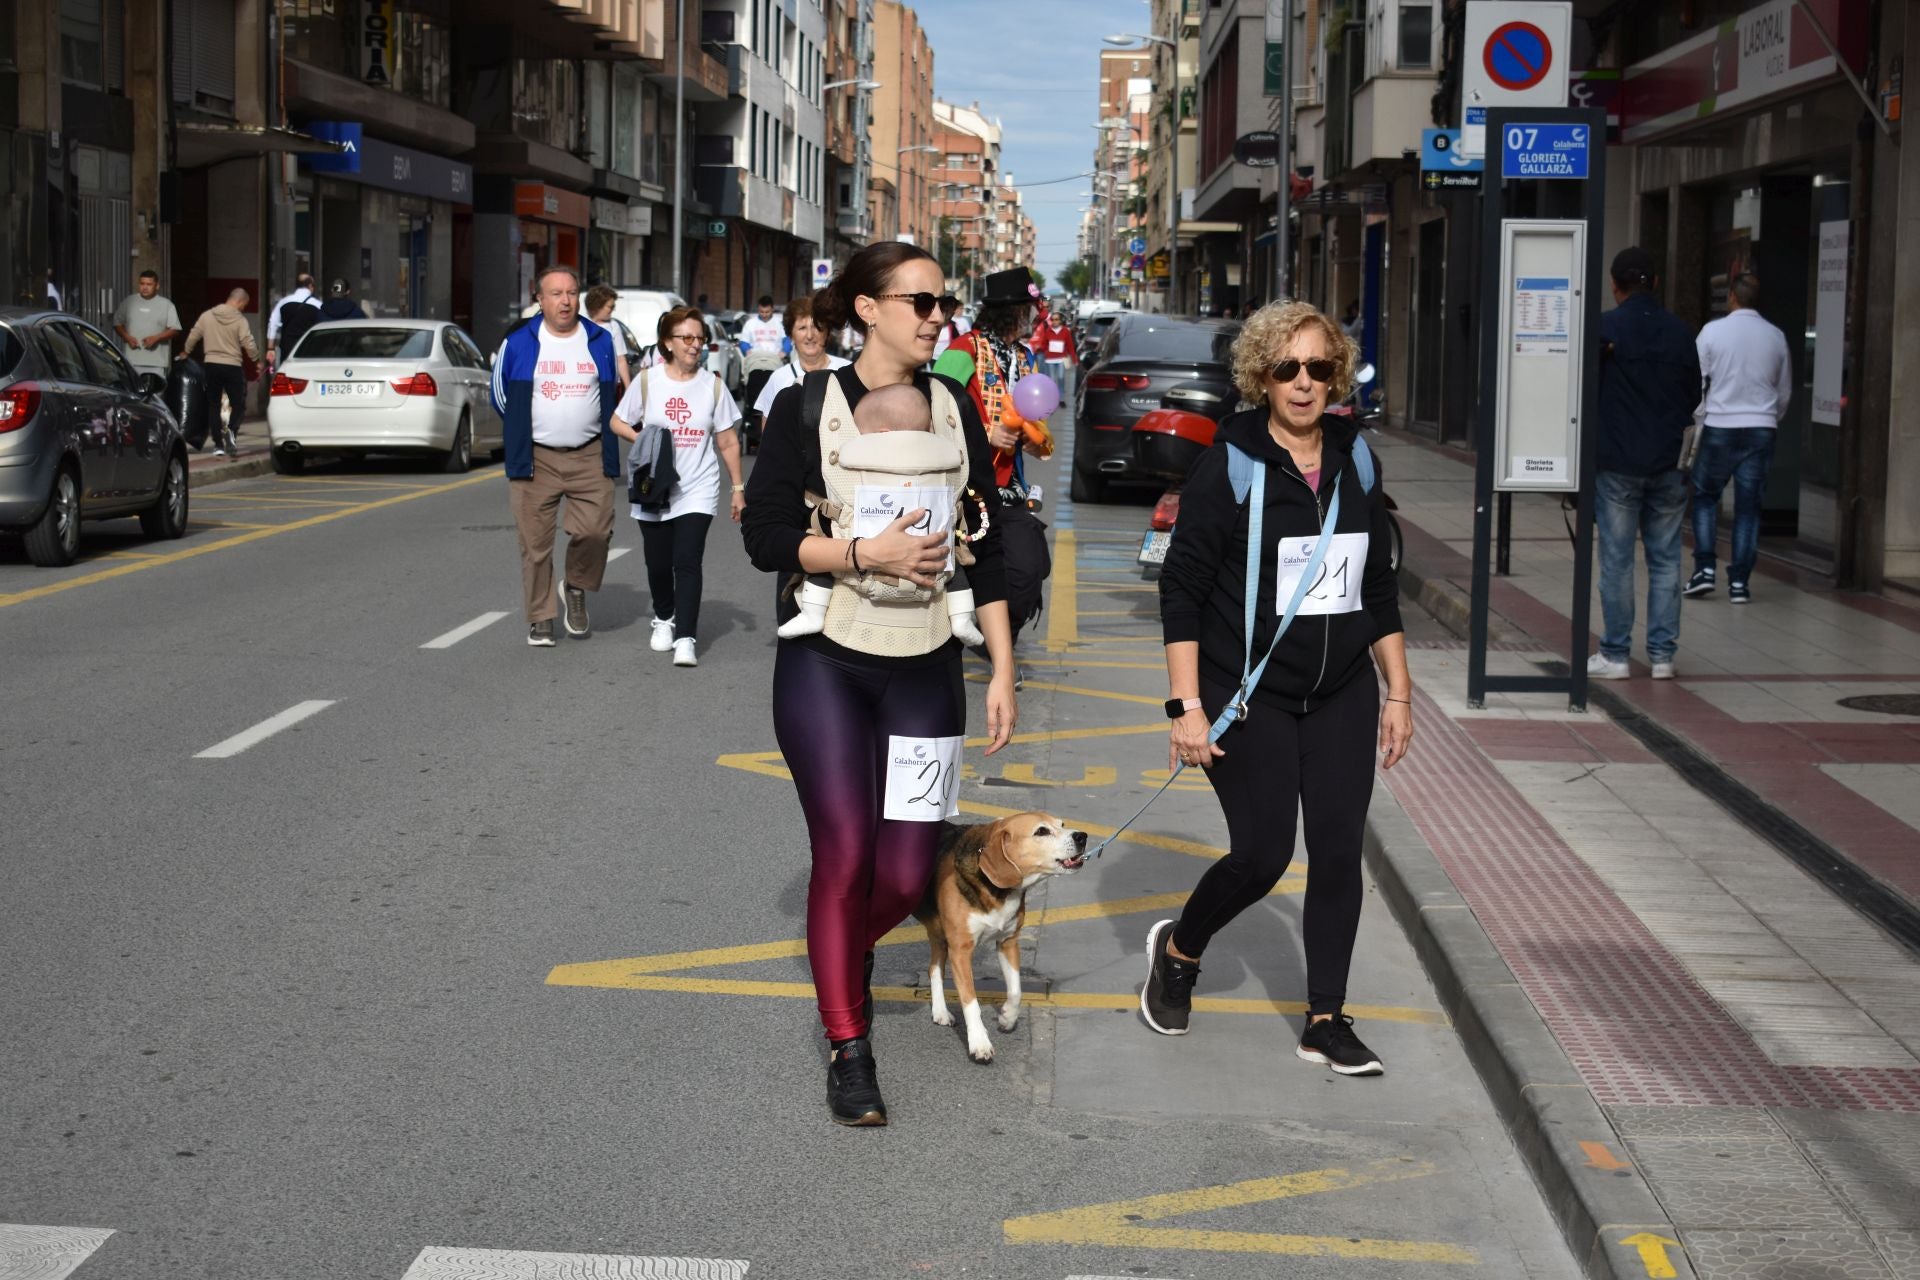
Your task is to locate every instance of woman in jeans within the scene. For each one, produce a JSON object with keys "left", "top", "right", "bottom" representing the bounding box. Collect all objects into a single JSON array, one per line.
[
  {"left": 609, "top": 305, "right": 743, "bottom": 668},
  {"left": 742, "top": 241, "right": 1017, "bottom": 1125},
  {"left": 1141, "top": 300, "right": 1414, "bottom": 1076}
]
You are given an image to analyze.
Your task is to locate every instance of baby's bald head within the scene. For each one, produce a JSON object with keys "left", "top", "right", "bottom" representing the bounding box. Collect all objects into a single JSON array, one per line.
[{"left": 854, "top": 383, "right": 932, "bottom": 435}]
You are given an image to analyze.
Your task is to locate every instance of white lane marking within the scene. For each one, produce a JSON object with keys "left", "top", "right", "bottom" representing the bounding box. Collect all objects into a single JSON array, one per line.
[
  {"left": 194, "top": 700, "right": 337, "bottom": 759},
  {"left": 401, "top": 1248, "right": 747, "bottom": 1278},
  {"left": 420, "top": 611, "right": 511, "bottom": 650},
  {"left": 607, "top": 546, "right": 631, "bottom": 562},
  {"left": 0, "top": 1224, "right": 116, "bottom": 1279}
]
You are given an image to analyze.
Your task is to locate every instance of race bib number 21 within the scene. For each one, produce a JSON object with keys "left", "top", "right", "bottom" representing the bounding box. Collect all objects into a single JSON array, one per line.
[
  {"left": 1276, "top": 532, "right": 1368, "bottom": 617},
  {"left": 883, "top": 735, "right": 963, "bottom": 822}
]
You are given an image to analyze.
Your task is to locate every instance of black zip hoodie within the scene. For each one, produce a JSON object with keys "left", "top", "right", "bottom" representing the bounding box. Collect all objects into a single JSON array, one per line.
[{"left": 1158, "top": 409, "right": 1402, "bottom": 712}]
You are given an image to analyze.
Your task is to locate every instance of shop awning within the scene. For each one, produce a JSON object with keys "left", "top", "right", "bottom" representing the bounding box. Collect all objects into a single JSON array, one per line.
[{"left": 175, "top": 123, "right": 345, "bottom": 169}]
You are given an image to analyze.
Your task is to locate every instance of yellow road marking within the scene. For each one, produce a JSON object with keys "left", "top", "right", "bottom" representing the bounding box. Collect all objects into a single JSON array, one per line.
[
  {"left": 974, "top": 675, "right": 1163, "bottom": 707},
  {"left": 1047, "top": 527, "right": 1078, "bottom": 645},
  {"left": 1002, "top": 1159, "right": 1476, "bottom": 1262},
  {"left": 188, "top": 492, "right": 364, "bottom": 507},
  {"left": 0, "top": 471, "right": 498, "bottom": 608},
  {"left": 998, "top": 763, "right": 1117, "bottom": 787},
  {"left": 278, "top": 476, "right": 455, "bottom": 489},
  {"left": 191, "top": 520, "right": 278, "bottom": 530}
]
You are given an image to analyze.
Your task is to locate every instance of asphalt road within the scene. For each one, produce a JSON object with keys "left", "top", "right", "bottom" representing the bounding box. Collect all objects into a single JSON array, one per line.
[{"left": 1, "top": 433, "right": 1576, "bottom": 1280}]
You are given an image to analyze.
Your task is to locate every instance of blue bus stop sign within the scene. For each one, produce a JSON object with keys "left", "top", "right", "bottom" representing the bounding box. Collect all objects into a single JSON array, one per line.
[{"left": 1501, "top": 123, "right": 1591, "bottom": 180}]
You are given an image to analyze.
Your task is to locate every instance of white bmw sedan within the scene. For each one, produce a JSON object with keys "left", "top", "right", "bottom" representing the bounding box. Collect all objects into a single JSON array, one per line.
[{"left": 267, "top": 319, "right": 502, "bottom": 474}]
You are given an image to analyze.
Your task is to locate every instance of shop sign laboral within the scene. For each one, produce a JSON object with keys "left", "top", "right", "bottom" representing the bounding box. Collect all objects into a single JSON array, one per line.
[{"left": 1620, "top": 0, "right": 1867, "bottom": 144}]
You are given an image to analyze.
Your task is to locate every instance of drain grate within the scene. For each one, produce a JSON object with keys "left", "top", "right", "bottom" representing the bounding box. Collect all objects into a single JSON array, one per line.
[{"left": 1836, "top": 694, "right": 1920, "bottom": 717}]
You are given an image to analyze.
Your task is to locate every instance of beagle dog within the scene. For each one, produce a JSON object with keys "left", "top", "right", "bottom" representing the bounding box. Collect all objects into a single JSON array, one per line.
[{"left": 911, "top": 812, "right": 1089, "bottom": 1062}]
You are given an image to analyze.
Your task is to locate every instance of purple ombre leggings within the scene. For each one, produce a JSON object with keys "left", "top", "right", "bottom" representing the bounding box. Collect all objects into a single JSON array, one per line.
[{"left": 772, "top": 640, "right": 964, "bottom": 1042}]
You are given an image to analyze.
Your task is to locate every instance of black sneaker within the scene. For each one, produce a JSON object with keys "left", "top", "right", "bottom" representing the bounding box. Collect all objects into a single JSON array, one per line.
[
  {"left": 1683, "top": 568, "right": 1715, "bottom": 598},
  {"left": 826, "top": 1038, "right": 887, "bottom": 1126},
  {"left": 1296, "top": 1014, "right": 1384, "bottom": 1076},
  {"left": 527, "top": 619, "right": 556, "bottom": 647},
  {"left": 560, "top": 583, "right": 590, "bottom": 637},
  {"left": 1728, "top": 582, "right": 1751, "bottom": 605},
  {"left": 1140, "top": 919, "right": 1200, "bottom": 1035}
]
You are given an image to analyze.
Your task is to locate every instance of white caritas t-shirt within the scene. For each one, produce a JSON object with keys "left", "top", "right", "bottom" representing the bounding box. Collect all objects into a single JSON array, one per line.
[
  {"left": 739, "top": 314, "right": 787, "bottom": 356},
  {"left": 616, "top": 368, "right": 741, "bottom": 522},
  {"left": 529, "top": 324, "right": 602, "bottom": 448}
]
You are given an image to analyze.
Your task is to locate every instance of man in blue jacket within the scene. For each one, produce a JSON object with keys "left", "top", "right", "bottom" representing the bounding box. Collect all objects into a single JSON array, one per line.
[
  {"left": 491, "top": 265, "right": 621, "bottom": 647},
  {"left": 1589, "top": 247, "right": 1702, "bottom": 681}
]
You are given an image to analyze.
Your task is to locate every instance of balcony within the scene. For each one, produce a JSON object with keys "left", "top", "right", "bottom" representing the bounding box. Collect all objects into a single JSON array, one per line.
[
  {"left": 693, "top": 165, "right": 787, "bottom": 231},
  {"left": 455, "top": 0, "right": 644, "bottom": 57}
]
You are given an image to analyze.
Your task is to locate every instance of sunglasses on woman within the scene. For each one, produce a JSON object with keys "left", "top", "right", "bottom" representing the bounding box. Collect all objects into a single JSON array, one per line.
[
  {"left": 1270, "top": 358, "right": 1337, "bottom": 384},
  {"left": 873, "top": 292, "right": 961, "bottom": 319}
]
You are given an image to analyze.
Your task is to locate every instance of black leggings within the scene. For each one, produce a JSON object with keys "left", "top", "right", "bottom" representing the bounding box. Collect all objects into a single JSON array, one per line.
[
  {"left": 638, "top": 512, "right": 713, "bottom": 639},
  {"left": 203, "top": 362, "right": 246, "bottom": 437},
  {"left": 772, "top": 641, "right": 965, "bottom": 1041},
  {"left": 1172, "top": 669, "right": 1379, "bottom": 1015}
]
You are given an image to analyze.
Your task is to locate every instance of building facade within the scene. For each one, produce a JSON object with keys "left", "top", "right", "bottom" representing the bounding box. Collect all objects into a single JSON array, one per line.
[
  {"left": 821, "top": 0, "right": 875, "bottom": 274},
  {"left": 868, "top": 0, "right": 933, "bottom": 247}
]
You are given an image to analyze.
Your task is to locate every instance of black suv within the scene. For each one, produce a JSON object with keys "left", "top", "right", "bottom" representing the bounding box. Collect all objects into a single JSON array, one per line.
[{"left": 1070, "top": 315, "right": 1240, "bottom": 504}]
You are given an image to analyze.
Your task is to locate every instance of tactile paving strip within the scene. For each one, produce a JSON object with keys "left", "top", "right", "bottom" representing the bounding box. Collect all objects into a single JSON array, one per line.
[{"left": 1387, "top": 688, "right": 1920, "bottom": 1110}]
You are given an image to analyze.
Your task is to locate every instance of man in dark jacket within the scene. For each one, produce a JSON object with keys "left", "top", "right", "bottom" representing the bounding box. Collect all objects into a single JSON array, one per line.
[
  {"left": 1590, "top": 247, "right": 1701, "bottom": 681},
  {"left": 319, "top": 278, "right": 367, "bottom": 320}
]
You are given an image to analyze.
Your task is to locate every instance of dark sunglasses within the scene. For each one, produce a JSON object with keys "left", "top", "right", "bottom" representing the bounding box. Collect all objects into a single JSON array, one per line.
[
  {"left": 874, "top": 292, "right": 961, "bottom": 319},
  {"left": 1270, "top": 358, "right": 1337, "bottom": 384}
]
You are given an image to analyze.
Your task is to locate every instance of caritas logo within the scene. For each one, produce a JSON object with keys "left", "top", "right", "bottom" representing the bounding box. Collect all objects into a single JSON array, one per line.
[
  {"left": 539, "top": 380, "right": 562, "bottom": 400},
  {"left": 665, "top": 396, "right": 693, "bottom": 425}
]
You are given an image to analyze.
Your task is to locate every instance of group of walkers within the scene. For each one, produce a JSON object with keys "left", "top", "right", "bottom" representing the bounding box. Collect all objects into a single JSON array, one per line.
[{"left": 1587, "top": 246, "right": 1797, "bottom": 681}]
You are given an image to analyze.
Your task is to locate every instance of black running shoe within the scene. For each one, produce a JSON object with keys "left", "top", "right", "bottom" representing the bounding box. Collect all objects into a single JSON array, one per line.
[
  {"left": 1140, "top": 919, "right": 1200, "bottom": 1035},
  {"left": 826, "top": 1038, "right": 887, "bottom": 1126},
  {"left": 1683, "top": 567, "right": 1715, "bottom": 598},
  {"left": 1296, "top": 1014, "right": 1385, "bottom": 1076}
]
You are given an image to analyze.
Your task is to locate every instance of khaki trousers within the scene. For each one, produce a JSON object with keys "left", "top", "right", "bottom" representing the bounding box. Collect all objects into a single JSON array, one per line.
[{"left": 509, "top": 442, "right": 615, "bottom": 623}]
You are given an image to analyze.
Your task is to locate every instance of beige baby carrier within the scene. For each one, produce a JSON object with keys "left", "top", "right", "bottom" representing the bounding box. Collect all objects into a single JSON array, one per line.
[{"left": 808, "top": 375, "right": 974, "bottom": 657}]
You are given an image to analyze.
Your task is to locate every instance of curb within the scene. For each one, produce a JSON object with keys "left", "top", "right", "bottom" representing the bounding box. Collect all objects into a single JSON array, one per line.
[
  {"left": 1396, "top": 555, "right": 1525, "bottom": 646},
  {"left": 188, "top": 452, "right": 275, "bottom": 488},
  {"left": 1364, "top": 782, "right": 1692, "bottom": 1280}
]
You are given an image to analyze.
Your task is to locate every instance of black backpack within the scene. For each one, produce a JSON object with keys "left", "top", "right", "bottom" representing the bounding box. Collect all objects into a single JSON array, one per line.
[{"left": 277, "top": 298, "right": 322, "bottom": 356}]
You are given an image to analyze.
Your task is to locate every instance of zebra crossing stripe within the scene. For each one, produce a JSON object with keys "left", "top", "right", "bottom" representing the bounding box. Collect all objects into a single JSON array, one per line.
[
  {"left": 0, "top": 1224, "right": 116, "bottom": 1279},
  {"left": 401, "top": 1248, "right": 747, "bottom": 1279}
]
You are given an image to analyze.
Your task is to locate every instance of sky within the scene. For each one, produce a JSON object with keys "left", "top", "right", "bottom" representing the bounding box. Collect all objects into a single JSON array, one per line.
[{"left": 913, "top": 0, "right": 1154, "bottom": 286}]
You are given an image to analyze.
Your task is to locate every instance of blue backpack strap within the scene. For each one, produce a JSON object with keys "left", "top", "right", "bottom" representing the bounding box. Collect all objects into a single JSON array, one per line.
[
  {"left": 1352, "top": 433, "right": 1376, "bottom": 494},
  {"left": 1226, "top": 441, "right": 1258, "bottom": 505}
]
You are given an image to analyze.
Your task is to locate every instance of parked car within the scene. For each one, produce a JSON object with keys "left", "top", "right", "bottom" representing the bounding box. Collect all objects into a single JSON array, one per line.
[
  {"left": 267, "top": 320, "right": 502, "bottom": 474},
  {"left": 1076, "top": 309, "right": 1126, "bottom": 360},
  {"left": 703, "top": 316, "right": 744, "bottom": 393},
  {"left": 0, "top": 309, "right": 191, "bottom": 566},
  {"left": 1071, "top": 315, "right": 1239, "bottom": 504}
]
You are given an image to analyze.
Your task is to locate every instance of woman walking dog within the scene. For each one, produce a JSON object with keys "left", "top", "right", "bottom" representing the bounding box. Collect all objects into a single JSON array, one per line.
[
  {"left": 1141, "top": 300, "right": 1414, "bottom": 1076},
  {"left": 742, "top": 242, "right": 1018, "bottom": 1126}
]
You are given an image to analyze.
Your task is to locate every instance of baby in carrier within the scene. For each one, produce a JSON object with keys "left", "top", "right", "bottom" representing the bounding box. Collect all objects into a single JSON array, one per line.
[{"left": 778, "top": 383, "right": 983, "bottom": 645}]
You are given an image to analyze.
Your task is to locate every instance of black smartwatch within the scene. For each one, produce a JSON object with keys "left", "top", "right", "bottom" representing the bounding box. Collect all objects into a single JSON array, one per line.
[{"left": 1165, "top": 698, "right": 1202, "bottom": 719}]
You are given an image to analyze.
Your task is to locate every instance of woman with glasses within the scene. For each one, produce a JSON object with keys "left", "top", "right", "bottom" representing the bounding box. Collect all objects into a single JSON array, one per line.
[
  {"left": 609, "top": 305, "right": 743, "bottom": 668},
  {"left": 742, "top": 241, "right": 1018, "bottom": 1126},
  {"left": 750, "top": 294, "right": 848, "bottom": 424},
  {"left": 1140, "top": 301, "right": 1414, "bottom": 1077}
]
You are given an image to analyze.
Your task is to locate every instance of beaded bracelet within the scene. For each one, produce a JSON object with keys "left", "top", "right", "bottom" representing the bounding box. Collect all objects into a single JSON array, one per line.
[{"left": 954, "top": 486, "right": 992, "bottom": 543}]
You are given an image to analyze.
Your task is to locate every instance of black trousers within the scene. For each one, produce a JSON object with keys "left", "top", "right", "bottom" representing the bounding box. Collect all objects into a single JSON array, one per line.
[
  {"left": 638, "top": 512, "right": 714, "bottom": 640},
  {"left": 203, "top": 362, "right": 246, "bottom": 440},
  {"left": 1172, "top": 668, "right": 1379, "bottom": 1015}
]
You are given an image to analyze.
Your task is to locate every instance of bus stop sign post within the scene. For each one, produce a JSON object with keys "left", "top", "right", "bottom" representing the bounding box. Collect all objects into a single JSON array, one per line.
[{"left": 1466, "top": 105, "right": 1606, "bottom": 712}]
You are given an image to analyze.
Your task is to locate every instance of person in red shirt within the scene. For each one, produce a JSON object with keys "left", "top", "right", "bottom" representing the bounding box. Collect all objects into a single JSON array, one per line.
[{"left": 1031, "top": 306, "right": 1079, "bottom": 399}]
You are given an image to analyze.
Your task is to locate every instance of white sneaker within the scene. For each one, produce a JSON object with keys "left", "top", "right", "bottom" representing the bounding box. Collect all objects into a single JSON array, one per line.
[
  {"left": 1586, "top": 652, "right": 1630, "bottom": 680},
  {"left": 672, "top": 637, "right": 697, "bottom": 667},
  {"left": 1651, "top": 661, "right": 1676, "bottom": 680},
  {"left": 649, "top": 616, "right": 675, "bottom": 652}
]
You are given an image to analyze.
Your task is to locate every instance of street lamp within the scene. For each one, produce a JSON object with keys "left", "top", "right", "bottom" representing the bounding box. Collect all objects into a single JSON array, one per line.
[{"left": 1105, "top": 31, "right": 1181, "bottom": 314}]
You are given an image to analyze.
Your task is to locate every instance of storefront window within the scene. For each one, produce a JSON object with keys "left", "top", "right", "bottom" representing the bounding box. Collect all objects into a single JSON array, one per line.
[{"left": 512, "top": 60, "right": 582, "bottom": 152}]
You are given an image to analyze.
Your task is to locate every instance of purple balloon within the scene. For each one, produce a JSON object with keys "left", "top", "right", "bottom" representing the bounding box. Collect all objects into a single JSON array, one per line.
[{"left": 1011, "top": 373, "right": 1060, "bottom": 421}]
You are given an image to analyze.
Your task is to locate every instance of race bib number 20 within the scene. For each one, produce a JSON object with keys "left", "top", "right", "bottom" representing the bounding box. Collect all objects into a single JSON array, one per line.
[
  {"left": 884, "top": 735, "right": 962, "bottom": 822},
  {"left": 1276, "top": 532, "right": 1368, "bottom": 617}
]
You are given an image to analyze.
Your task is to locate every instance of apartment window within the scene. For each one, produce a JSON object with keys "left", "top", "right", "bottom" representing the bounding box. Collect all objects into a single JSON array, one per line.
[
  {"left": 60, "top": 0, "right": 122, "bottom": 91},
  {"left": 170, "top": 0, "right": 236, "bottom": 113},
  {"left": 1398, "top": 0, "right": 1433, "bottom": 70}
]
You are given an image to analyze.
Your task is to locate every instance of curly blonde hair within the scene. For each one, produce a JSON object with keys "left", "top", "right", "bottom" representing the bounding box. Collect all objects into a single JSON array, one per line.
[{"left": 1229, "top": 300, "right": 1357, "bottom": 406}]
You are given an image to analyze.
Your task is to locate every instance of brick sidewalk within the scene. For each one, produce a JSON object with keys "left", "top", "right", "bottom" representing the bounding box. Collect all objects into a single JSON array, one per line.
[{"left": 1366, "top": 430, "right": 1920, "bottom": 1278}]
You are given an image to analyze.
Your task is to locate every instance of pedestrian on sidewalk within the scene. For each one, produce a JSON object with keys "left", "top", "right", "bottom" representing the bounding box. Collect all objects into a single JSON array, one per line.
[
  {"left": 179, "top": 288, "right": 258, "bottom": 457},
  {"left": 490, "top": 265, "right": 621, "bottom": 648},
  {"left": 582, "top": 285, "right": 637, "bottom": 390},
  {"left": 320, "top": 278, "right": 367, "bottom": 321},
  {"left": 1030, "top": 305, "right": 1078, "bottom": 399},
  {"left": 113, "top": 270, "right": 182, "bottom": 378},
  {"left": 1685, "top": 272, "right": 1793, "bottom": 605},
  {"left": 1143, "top": 299, "right": 1414, "bottom": 1076},
  {"left": 741, "top": 240, "right": 1017, "bottom": 1126},
  {"left": 1588, "top": 247, "right": 1701, "bottom": 682},
  {"left": 265, "top": 273, "right": 318, "bottom": 368},
  {"left": 610, "top": 305, "right": 744, "bottom": 668},
  {"left": 751, "top": 295, "right": 849, "bottom": 422}
]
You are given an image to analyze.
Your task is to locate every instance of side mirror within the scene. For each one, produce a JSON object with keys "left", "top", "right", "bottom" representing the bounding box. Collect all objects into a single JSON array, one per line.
[
  {"left": 1353, "top": 362, "right": 1377, "bottom": 386},
  {"left": 138, "top": 371, "right": 167, "bottom": 398}
]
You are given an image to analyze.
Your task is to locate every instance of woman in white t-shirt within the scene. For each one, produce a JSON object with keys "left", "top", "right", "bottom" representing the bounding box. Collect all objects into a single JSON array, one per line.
[
  {"left": 610, "top": 305, "right": 745, "bottom": 667},
  {"left": 751, "top": 294, "right": 849, "bottom": 423}
]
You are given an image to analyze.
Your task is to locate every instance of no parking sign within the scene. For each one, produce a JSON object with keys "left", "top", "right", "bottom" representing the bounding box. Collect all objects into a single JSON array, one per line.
[
  {"left": 1459, "top": 2, "right": 1571, "bottom": 158},
  {"left": 812, "top": 258, "right": 833, "bottom": 290}
]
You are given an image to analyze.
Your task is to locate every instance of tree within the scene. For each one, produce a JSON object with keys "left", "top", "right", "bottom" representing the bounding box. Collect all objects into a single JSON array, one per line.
[{"left": 1058, "top": 257, "right": 1094, "bottom": 296}]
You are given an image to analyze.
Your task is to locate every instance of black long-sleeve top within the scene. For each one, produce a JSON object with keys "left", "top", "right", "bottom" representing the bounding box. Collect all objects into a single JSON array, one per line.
[
  {"left": 741, "top": 364, "right": 1007, "bottom": 668},
  {"left": 1158, "top": 409, "right": 1402, "bottom": 712}
]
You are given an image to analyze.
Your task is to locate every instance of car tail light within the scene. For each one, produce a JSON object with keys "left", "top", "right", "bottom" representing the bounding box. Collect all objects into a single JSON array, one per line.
[
  {"left": 1084, "top": 372, "right": 1151, "bottom": 392},
  {"left": 1089, "top": 423, "right": 1129, "bottom": 431},
  {"left": 270, "top": 373, "right": 308, "bottom": 397},
  {"left": 0, "top": 384, "right": 41, "bottom": 431},
  {"left": 390, "top": 372, "right": 438, "bottom": 396},
  {"left": 708, "top": 342, "right": 722, "bottom": 352}
]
